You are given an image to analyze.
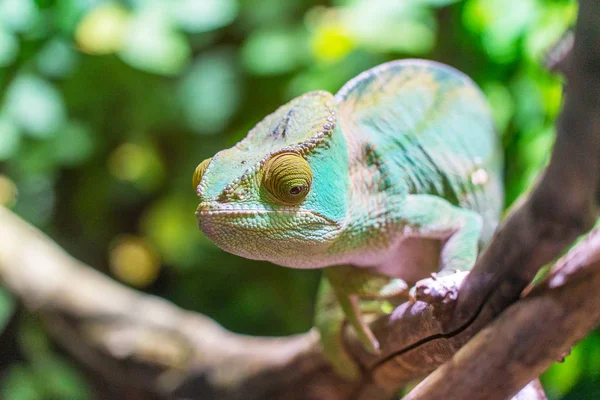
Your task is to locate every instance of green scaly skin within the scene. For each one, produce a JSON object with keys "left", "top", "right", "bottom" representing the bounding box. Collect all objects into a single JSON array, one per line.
[{"left": 194, "top": 59, "right": 503, "bottom": 380}]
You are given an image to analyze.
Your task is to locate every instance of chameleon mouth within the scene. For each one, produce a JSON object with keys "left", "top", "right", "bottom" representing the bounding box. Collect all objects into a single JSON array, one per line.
[
  {"left": 195, "top": 201, "right": 344, "bottom": 268},
  {"left": 195, "top": 202, "right": 337, "bottom": 225}
]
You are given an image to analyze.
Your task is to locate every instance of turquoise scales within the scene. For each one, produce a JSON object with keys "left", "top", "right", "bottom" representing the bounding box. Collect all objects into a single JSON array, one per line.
[
  {"left": 328, "top": 60, "right": 503, "bottom": 277},
  {"left": 194, "top": 59, "right": 504, "bottom": 379}
]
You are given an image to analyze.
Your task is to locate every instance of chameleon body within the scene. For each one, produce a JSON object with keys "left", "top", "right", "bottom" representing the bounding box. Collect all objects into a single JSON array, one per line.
[{"left": 194, "top": 60, "right": 503, "bottom": 379}]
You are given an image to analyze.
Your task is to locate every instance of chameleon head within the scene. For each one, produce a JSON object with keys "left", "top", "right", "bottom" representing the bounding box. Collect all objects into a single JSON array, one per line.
[{"left": 194, "top": 91, "right": 350, "bottom": 268}]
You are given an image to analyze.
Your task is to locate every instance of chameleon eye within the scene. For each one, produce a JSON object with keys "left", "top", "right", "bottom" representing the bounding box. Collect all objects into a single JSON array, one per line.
[
  {"left": 192, "top": 157, "right": 212, "bottom": 190},
  {"left": 262, "top": 152, "right": 312, "bottom": 205}
]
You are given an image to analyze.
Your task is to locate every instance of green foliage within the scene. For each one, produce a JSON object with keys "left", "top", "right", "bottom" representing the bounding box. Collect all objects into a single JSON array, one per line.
[
  {"left": 0, "top": 0, "right": 593, "bottom": 398},
  {"left": 0, "top": 286, "right": 14, "bottom": 334},
  {"left": 1, "top": 316, "right": 90, "bottom": 400}
]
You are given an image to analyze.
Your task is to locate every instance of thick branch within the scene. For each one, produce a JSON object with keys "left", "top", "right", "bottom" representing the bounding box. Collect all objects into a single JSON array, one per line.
[
  {"left": 0, "top": 206, "right": 355, "bottom": 399},
  {"left": 334, "top": 0, "right": 600, "bottom": 395},
  {"left": 0, "top": 207, "right": 556, "bottom": 400},
  {"left": 454, "top": 0, "right": 600, "bottom": 334},
  {"left": 351, "top": 2, "right": 600, "bottom": 394},
  {"left": 403, "top": 229, "right": 600, "bottom": 400}
]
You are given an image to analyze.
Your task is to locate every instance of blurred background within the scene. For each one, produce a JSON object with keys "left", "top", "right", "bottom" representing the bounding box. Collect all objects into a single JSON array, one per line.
[{"left": 0, "top": 0, "right": 596, "bottom": 398}]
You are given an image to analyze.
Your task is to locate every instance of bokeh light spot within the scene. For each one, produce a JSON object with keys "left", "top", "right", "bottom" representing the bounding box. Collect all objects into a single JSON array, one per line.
[
  {"left": 0, "top": 28, "right": 19, "bottom": 67},
  {"left": 178, "top": 51, "right": 240, "bottom": 134},
  {"left": 0, "top": 175, "right": 17, "bottom": 207},
  {"left": 171, "top": 0, "right": 238, "bottom": 33},
  {"left": 108, "top": 143, "right": 165, "bottom": 191},
  {"left": 75, "top": 2, "right": 129, "bottom": 55},
  {"left": 5, "top": 75, "right": 65, "bottom": 138},
  {"left": 483, "top": 82, "right": 514, "bottom": 134},
  {"left": 51, "top": 121, "right": 95, "bottom": 166},
  {"left": 242, "top": 29, "right": 307, "bottom": 75},
  {"left": 109, "top": 235, "right": 160, "bottom": 288},
  {"left": 0, "top": 115, "right": 21, "bottom": 160},
  {"left": 141, "top": 194, "right": 205, "bottom": 268},
  {"left": 36, "top": 38, "right": 78, "bottom": 78},
  {"left": 0, "top": 0, "right": 39, "bottom": 33},
  {"left": 311, "top": 23, "right": 355, "bottom": 63},
  {"left": 119, "top": 3, "right": 190, "bottom": 75}
]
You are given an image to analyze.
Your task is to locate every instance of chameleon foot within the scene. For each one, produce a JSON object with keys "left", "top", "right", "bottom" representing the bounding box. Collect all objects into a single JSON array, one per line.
[
  {"left": 409, "top": 270, "right": 469, "bottom": 306},
  {"left": 316, "top": 316, "right": 362, "bottom": 380},
  {"left": 315, "top": 299, "right": 382, "bottom": 380}
]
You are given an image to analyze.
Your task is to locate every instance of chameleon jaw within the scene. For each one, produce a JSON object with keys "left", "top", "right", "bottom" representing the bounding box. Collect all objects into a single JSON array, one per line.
[
  {"left": 195, "top": 202, "right": 337, "bottom": 226},
  {"left": 195, "top": 201, "right": 343, "bottom": 268}
]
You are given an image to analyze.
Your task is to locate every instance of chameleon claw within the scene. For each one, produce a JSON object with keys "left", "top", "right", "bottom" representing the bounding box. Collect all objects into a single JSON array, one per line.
[
  {"left": 362, "top": 335, "right": 381, "bottom": 355},
  {"left": 408, "top": 286, "right": 418, "bottom": 303}
]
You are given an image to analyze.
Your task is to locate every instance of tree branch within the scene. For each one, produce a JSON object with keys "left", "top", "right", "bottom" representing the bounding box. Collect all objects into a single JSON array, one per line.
[
  {"left": 0, "top": 206, "right": 571, "bottom": 400},
  {"left": 402, "top": 229, "right": 600, "bottom": 400},
  {"left": 452, "top": 0, "right": 600, "bottom": 331},
  {"left": 0, "top": 206, "right": 350, "bottom": 399}
]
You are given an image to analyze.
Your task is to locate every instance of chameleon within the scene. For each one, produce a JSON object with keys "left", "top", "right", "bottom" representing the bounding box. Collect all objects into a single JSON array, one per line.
[{"left": 193, "top": 59, "right": 503, "bottom": 379}]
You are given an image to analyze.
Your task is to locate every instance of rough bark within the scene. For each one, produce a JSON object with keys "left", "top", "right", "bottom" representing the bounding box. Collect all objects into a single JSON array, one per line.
[
  {"left": 402, "top": 230, "right": 600, "bottom": 400},
  {"left": 2, "top": 212, "right": 595, "bottom": 399}
]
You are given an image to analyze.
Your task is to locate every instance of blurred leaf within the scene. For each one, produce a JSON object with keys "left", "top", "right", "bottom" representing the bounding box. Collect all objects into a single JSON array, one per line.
[
  {"left": 242, "top": 28, "right": 308, "bottom": 74},
  {"left": 339, "top": 0, "right": 460, "bottom": 5},
  {"left": 310, "top": 22, "right": 355, "bottom": 64},
  {"left": 0, "top": 27, "right": 19, "bottom": 67},
  {"left": 19, "top": 314, "right": 52, "bottom": 358},
  {"left": 15, "top": 141, "right": 56, "bottom": 175},
  {"left": 0, "top": 175, "right": 18, "bottom": 207},
  {"left": 543, "top": 340, "right": 585, "bottom": 397},
  {"left": 539, "top": 73, "right": 563, "bottom": 120},
  {"left": 0, "top": 364, "right": 43, "bottom": 400},
  {"left": 586, "top": 334, "right": 600, "bottom": 377},
  {"left": 483, "top": 82, "right": 514, "bottom": 134},
  {"left": 36, "top": 38, "right": 78, "bottom": 78},
  {"left": 141, "top": 194, "right": 206, "bottom": 267},
  {"left": 515, "top": 125, "right": 555, "bottom": 197},
  {"left": 4, "top": 75, "right": 66, "bottom": 138},
  {"left": 12, "top": 175, "right": 55, "bottom": 226},
  {"left": 341, "top": 1, "right": 436, "bottom": 54},
  {"left": 561, "top": 380, "right": 600, "bottom": 400},
  {"left": 75, "top": 2, "right": 129, "bottom": 55},
  {"left": 524, "top": 3, "right": 577, "bottom": 63},
  {"left": 0, "top": 285, "right": 14, "bottom": 334},
  {"left": 50, "top": 121, "right": 95, "bottom": 166},
  {"left": 415, "top": 0, "right": 460, "bottom": 5},
  {"left": 463, "top": 0, "right": 538, "bottom": 63},
  {"left": 171, "top": 0, "right": 238, "bottom": 33},
  {"left": 287, "top": 50, "right": 381, "bottom": 96},
  {"left": 511, "top": 72, "right": 544, "bottom": 132},
  {"left": 0, "top": 114, "right": 21, "bottom": 160},
  {"left": 15, "top": 317, "right": 91, "bottom": 399},
  {"left": 0, "top": 0, "right": 40, "bottom": 33},
  {"left": 239, "top": 0, "right": 298, "bottom": 28},
  {"left": 108, "top": 142, "right": 165, "bottom": 191},
  {"left": 35, "top": 358, "right": 91, "bottom": 399},
  {"left": 54, "top": 0, "right": 102, "bottom": 34},
  {"left": 178, "top": 50, "right": 240, "bottom": 134},
  {"left": 119, "top": 3, "right": 190, "bottom": 75}
]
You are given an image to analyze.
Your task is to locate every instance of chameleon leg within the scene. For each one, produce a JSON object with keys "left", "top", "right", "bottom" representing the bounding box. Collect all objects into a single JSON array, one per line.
[
  {"left": 339, "top": 292, "right": 380, "bottom": 354},
  {"left": 402, "top": 194, "right": 483, "bottom": 274},
  {"left": 401, "top": 194, "right": 483, "bottom": 300},
  {"left": 314, "top": 278, "right": 361, "bottom": 380},
  {"left": 316, "top": 266, "right": 409, "bottom": 380}
]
